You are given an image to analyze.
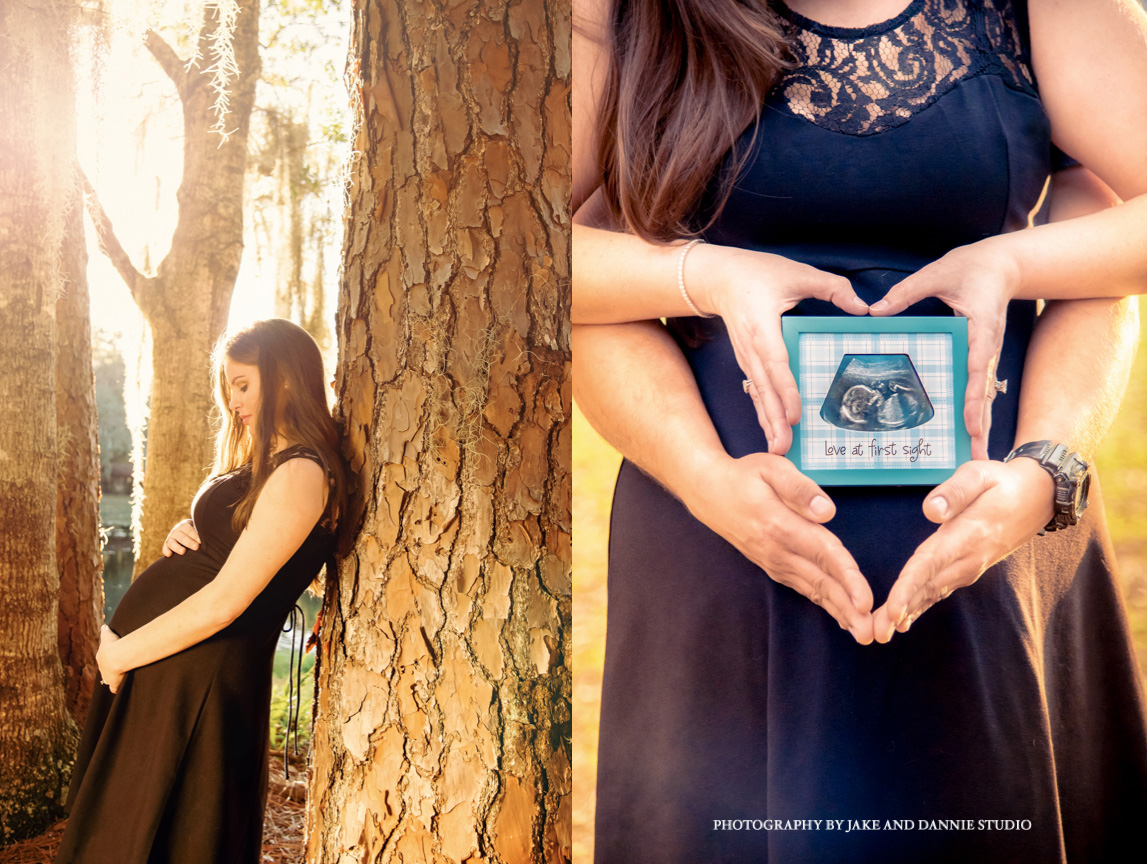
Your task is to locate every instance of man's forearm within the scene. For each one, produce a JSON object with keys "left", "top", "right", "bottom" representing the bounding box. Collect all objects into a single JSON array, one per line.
[
  {"left": 1014, "top": 297, "right": 1139, "bottom": 458},
  {"left": 573, "top": 320, "right": 729, "bottom": 502},
  {"left": 1013, "top": 167, "right": 1140, "bottom": 457}
]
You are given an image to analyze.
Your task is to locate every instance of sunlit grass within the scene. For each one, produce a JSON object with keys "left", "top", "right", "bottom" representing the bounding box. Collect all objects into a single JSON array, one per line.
[
  {"left": 572, "top": 404, "right": 621, "bottom": 864},
  {"left": 1094, "top": 299, "right": 1147, "bottom": 679},
  {"left": 270, "top": 653, "right": 316, "bottom": 751}
]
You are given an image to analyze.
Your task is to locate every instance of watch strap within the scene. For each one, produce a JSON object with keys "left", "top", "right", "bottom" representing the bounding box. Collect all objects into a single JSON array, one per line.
[{"left": 1004, "top": 440, "right": 1089, "bottom": 533}]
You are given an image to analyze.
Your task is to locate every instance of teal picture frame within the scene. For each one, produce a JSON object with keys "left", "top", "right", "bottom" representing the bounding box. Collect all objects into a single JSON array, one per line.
[{"left": 781, "top": 316, "right": 972, "bottom": 486}]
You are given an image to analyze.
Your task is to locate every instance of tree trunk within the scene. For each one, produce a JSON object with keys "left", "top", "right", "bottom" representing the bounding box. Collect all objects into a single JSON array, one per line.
[
  {"left": 307, "top": 1, "right": 572, "bottom": 862},
  {"left": 56, "top": 189, "right": 105, "bottom": 726},
  {"left": 0, "top": 0, "right": 80, "bottom": 843},
  {"left": 85, "top": 0, "right": 261, "bottom": 575}
]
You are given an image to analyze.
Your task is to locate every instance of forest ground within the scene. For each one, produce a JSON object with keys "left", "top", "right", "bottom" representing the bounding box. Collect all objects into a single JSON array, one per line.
[{"left": 0, "top": 755, "right": 307, "bottom": 863}]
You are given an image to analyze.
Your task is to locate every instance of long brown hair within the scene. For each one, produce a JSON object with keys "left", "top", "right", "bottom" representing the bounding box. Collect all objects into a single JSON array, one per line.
[
  {"left": 211, "top": 318, "right": 347, "bottom": 535},
  {"left": 596, "top": 0, "right": 791, "bottom": 242}
]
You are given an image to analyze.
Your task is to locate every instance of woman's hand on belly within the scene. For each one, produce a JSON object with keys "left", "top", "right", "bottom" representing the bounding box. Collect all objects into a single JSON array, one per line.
[
  {"left": 872, "top": 458, "right": 1055, "bottom": 643},
  {"left": 870, "top": 166, "right": 1130, "bottom": 462},
  {"left": 696, "top": 245, "right": 869, "bottom": 456},
  {"left": 868, "top": 240, "right": 1019, "bottom": 461},
  {"left": 688, "top": 451, "right": 876, "bottom": 644},
  {"left": 97, "top": 625, "right": 126, "bottom": 694},
  {"left": 571, "top": 220, "right": 868, "bottom": 455},
  {"left": 162, "top": 518, "right": 201, "bottom": 556}
]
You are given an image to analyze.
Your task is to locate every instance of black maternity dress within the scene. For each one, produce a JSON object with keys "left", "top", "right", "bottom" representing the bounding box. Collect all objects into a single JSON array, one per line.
[
  {"left": 57, "top": 445, "right": 331, "bottom": 864},
  {"left": 595, "top": 1, "right": 1147, "bottom": 862}
]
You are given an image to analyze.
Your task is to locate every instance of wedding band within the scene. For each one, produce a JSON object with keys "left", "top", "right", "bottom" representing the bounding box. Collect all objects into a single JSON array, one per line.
[
  {"left": 742, "top": 378, "right": 753, "bottom": 394},
  {"left": 992, "top": 378, "right": 1008, "bottom": 394}
]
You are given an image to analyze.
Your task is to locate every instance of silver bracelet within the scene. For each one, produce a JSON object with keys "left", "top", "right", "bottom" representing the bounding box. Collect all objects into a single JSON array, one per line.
[{"left": 677, "top": 238, "right": 712, "bottom": 318}]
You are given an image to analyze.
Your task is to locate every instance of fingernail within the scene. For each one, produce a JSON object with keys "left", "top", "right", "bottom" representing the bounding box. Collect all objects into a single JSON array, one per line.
[
  {"left": 810, "top": 496, "right": 832, "bottom": 519},
  {"left": 933, "top": 496, "right": 949, "bottom": 518},
  {"left": 851, "top": 296, "right": 868, "bottom": 312},
  {"left": 870, "top": 300, "right": 889, "bottom": 312}
]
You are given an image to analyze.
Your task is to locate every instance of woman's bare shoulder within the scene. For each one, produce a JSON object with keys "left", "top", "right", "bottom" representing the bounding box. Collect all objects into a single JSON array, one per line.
[{"left": 261, "top": 455, "right": 327, "bottom": 511}]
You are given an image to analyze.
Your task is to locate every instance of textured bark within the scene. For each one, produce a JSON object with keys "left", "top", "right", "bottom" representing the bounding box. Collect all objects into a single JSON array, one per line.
[
  {"left": 56, "top": 191, "right": 105, "bottom": 725},
  {"left": 0, "top": 0, "right": 80, "bottom": 843},
  {"left": 85, "top": 0, "right": 261, "bottom": 575},
  {"left": 307, "top": 1, "right": 572, "bottom": 862}
]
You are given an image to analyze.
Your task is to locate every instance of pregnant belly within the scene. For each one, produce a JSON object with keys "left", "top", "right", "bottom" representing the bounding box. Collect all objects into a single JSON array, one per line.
[{"left": 109, "top": 551, "right": 222, "bottom": 636}]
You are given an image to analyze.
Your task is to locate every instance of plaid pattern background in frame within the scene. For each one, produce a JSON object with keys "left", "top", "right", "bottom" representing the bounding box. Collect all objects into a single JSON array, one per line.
[{"left": 798, "top": 332, "right": 956, "bottom": 471}]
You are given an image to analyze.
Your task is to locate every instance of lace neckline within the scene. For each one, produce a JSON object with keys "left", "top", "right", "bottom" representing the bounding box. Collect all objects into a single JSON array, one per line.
[
  {"left": 775, "top": 0, "right": 926, "bottom": 39},
  {"left": 769, "top": 0, "right": 1036, "bottom": 136}
]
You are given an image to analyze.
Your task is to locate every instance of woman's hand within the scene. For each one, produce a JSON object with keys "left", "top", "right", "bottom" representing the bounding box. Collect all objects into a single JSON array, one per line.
[
  {"left": 687, "top": 451, "right": 875, "bottom": 644},
  {"left": 871, "top": 458, "right": 1054, "bottom": 643},
  {"left": 869, "top": 238, "right": 1021, "bottom": 460},
  {"left": 163, "top": 518, "right": 201, "bottom": 556},
  {"left": 97, "top": 625, "right": 126, "bottom": 694},
  {"left": 694, "top": 244, "right": 869, "bottom": 455}
]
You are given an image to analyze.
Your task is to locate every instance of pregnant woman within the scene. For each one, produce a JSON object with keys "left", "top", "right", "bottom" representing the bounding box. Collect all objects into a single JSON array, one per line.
[
  {"left": 574, "top": 0, "right": 1147, "bottom": 861},
  {"left": 57, "top": 318, "right": 347, "bottom": 863}
]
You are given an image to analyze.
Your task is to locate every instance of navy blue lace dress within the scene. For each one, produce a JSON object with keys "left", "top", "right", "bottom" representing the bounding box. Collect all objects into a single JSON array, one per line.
[
  {"left": 57, "top": 445, "right": 331, "bottom": 864},
  {"left": 595, "top": 1, "right": 1147, "bottom": 861}
]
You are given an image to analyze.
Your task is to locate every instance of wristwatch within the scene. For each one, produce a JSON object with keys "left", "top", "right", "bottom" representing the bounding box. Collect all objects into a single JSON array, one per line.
[{"left": 1003, "top": 441, "right": 1090, "bottom": 534}]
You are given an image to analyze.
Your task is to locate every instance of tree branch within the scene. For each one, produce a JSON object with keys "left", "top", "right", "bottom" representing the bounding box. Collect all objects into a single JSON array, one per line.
[
  {"left": 78, "top": 166, "right": 152, "bottom": 308},
  {"left": 145, "top": 29, "right": 188, "bottom": 98}
]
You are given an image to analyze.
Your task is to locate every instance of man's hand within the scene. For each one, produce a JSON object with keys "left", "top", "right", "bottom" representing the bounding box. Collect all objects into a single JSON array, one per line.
[{"left": 872, "top": 458, "right": 1055, "bottom": 643}]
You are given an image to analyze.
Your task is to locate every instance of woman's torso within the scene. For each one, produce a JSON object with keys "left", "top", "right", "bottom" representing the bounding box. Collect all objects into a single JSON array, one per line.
[
  {"left": 679, "top": 0, "right": 1050, "bottom": 585},
  {"left": 111, "top": 444, "right": 331, "bottom": 644}
]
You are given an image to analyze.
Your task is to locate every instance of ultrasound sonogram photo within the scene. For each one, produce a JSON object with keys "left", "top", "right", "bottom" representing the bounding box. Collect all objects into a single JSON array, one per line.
[{"left": 819, "top": 354, "right": 934, "bottom": 432}]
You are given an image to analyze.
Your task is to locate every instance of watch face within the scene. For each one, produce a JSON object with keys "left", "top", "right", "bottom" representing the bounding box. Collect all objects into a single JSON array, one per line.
[{"left": 1076, "top": 469, "right": 1091, "bottom": 518}]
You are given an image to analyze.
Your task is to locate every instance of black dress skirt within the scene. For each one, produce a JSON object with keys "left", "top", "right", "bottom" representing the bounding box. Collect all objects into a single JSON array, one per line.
[
  {"left": 57, "top": 445, "right": 331, "bottom": 864},
  {"left": 594, "top": 1, "right": 1147, "bottom": 861}
]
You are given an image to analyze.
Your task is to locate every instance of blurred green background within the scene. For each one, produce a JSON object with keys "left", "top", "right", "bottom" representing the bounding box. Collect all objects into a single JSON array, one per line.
[{"left": 572, "top": 299, "right": 1147, "bottom": 861}]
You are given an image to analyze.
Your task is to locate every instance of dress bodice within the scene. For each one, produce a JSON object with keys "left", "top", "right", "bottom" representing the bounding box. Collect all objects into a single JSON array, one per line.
[
  {"left": 111, "top": 444, "right": 332, "bottom": 639},
  {"left": 772, "top": 0, "right": 1036, "bottom": 138}
]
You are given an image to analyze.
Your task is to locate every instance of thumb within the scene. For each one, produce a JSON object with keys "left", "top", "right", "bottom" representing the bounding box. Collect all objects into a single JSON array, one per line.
[
  {"left": 869, "top": 270, "right": 933, "bottom": 317},
  {"left": 763, "top": 456, "right": 836, "bottom": 523},
  {"left": 812, "top": 273, "right": 869, "bottom": 316},
  {"left": 924, "top": 462, "right": 994, "bottom": 523}
]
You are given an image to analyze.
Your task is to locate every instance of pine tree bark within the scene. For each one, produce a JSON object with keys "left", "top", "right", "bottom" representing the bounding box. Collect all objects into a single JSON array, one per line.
[
  {"left": 85, "top": 0, "right": 261, "bottom": 575},
  {"left": 56, "top": 192, "right": 105, "bottom": 725},
  {"left": 307, "top": 1, "right": 572, "bottom": 861},
  {"left": 0, "top": 0, "right": 80, "bottom": 843}
]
